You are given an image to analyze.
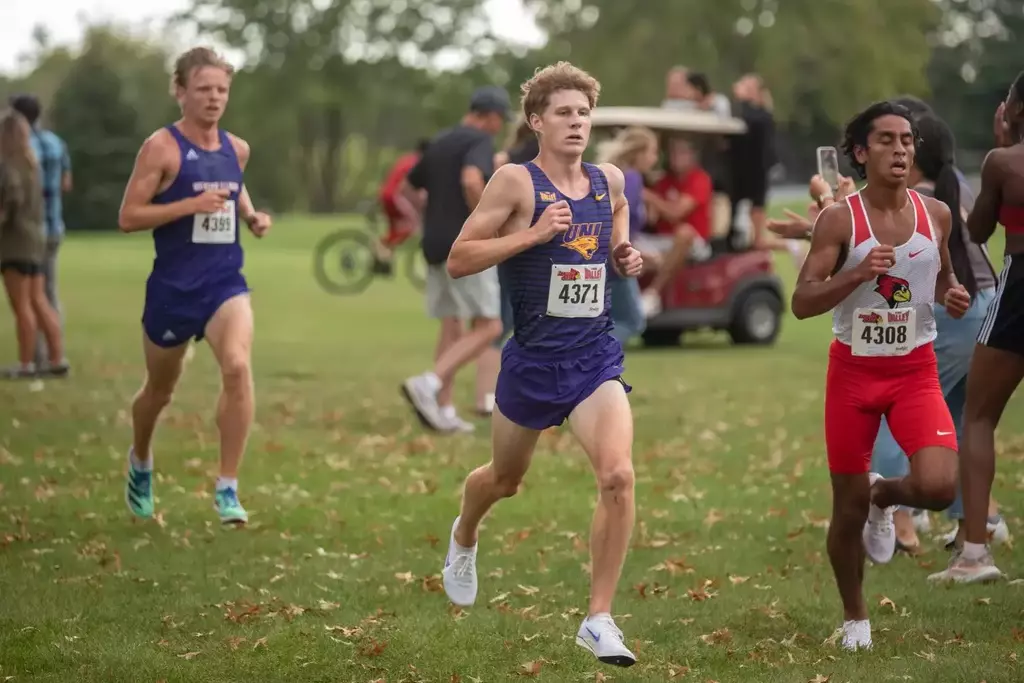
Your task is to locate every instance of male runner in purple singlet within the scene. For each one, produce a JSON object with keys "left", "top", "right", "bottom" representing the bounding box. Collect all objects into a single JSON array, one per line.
[
  {"left": 118, "top": 47, "right": 272, "bottom": 525},
  {"left": 439, "top": 62, "right": 644, "bottom": 668}
]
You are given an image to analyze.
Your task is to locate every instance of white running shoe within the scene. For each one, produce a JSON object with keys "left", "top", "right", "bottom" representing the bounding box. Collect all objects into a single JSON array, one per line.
[
  {"left": 841, "top": 619, "right": 872, "bottom": 651},
  {"left": 911, "top": 509, "right": 931, "bottom": 534},
  {"left": 862, "top": 473, "right": 896, "bottom": 564},
  {"left": 401, "top": 374, "right": 446, "bottom": 431},
  {"left": 927, "top": 547, "right": 1004, "bottom": 584},
  {"left": 441, "top": 517, "right": 478, "bottom": 607},
  {"left": 641, "top": 291, "right": 663, "bottom": 318},
  {"left": 941, "top": 517, "right": 1010, "bottom": 549},
  {"left": 575, "top": 613, "right": 636, "bottom": 667}
]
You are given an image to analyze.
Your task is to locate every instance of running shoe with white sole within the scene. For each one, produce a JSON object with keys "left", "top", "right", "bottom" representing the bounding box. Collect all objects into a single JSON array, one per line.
[
  {"left": 841, "top": 619, "right": 872, "bottom": 651},
  {"left": 442, "top": 516, "right": 478, "bottom": 606},
  {"left": 927, "top": 548, "right": 1003, "bottom": 584},
  {"left": 214, "top": 487, "right": 248, "bottom": 525},
  {"left": 941, "top": 516, "right": 1010, "bottom": 550},
  {"left": 125, "top": 447, "right": 154, "bottom": 519},
  {"left": 575, "top": 613, "right": 636, "bottom": 667},
  {"left": 401, "top": 374, "right": 446, "bottom": 431},
  {"left": 863, "top": 473, "right": 896, "bottom": 564}
]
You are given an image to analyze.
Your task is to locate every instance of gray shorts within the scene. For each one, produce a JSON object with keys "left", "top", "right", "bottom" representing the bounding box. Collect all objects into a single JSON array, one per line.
[
  {"left": 426, "top": 264, "right": 501, "bottom": 320},
  {"left": 633, "top": 232, "right": 712, "bottom": 261}
]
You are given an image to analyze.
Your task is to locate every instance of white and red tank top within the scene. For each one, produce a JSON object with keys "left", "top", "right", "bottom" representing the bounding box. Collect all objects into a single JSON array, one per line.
[{"left": 831, "top": 189, "right": 940, "bottom": 357}]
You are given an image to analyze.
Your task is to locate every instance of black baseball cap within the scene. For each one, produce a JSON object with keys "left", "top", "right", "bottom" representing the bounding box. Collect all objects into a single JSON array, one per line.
[{"left": 469, "top": 86, "right": 511, "bottom": 120}]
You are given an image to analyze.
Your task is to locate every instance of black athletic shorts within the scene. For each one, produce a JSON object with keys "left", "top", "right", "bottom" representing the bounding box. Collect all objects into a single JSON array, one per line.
[
  {"left": 977, "top": 253, "right": 1024, "bottom": 355},
  {"left": 0, "top": 260, "right": 42, "bottom": 276}
]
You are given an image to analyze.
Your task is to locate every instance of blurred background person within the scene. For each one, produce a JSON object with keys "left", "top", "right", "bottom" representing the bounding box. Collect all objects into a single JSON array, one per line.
[
  {"left": 597, "top": 125, "right": 659, "bottom": 346},
  {"left": 0, "top": 108, "right": 66, "bottom": 378},
  {"left": 9, "top": 94, "right": 71, "bottom": 372},
  {"left": 727, "top": 73, "right": 777, "bottom": 251},
  {"left": 373, "top": 138, "right": 428, "bottom": 272}
]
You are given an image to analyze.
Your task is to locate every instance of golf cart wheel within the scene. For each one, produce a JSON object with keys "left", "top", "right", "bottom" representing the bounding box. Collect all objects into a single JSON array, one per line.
[
  {"left": 729, "top": 288, "right": 782, "bottom": 344},
  {"left": 402, "top": 240, "right": 428, "bottom": 292},
  {"left": 641, "top": 329, "right": 682, "bottom": 348},
  {"left": 313, "top": 229, "right": 376, "bottom": 296}
]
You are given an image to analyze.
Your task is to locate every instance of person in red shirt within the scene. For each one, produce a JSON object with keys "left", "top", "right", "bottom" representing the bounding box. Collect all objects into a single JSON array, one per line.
[
  {"left": 374, "top": 140, "right": 428, "bottom": 266},
  {"left": 635, "top": 137, "right": 713, "bottom": 316}
]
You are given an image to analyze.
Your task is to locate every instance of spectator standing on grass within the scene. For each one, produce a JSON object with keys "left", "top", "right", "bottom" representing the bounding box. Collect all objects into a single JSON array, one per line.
[
  {"left": 9, "top": 94, "right": 72, "bottom": 372},
  {"left": 399, "top": 86, "right": 508, "bottom": 433},
  {"left": 727, "top": 74, "right": 777, "bottom": 250},
  {"left": 0, "top": 108, "right": 67, "bottom": 378}
]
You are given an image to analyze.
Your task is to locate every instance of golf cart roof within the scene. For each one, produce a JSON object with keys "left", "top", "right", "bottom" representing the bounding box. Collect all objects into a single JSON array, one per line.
[{"left": 591, "top": 106, "right": 747, "bottom": 135}]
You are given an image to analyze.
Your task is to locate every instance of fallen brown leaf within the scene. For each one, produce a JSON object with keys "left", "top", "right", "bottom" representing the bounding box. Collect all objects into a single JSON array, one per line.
[
  {"left": 879, "top": 596, "right": 897, "bottom": 611},
  {"left": 176, "top": 651, "right": 201, "bottom": 660},
  {"left": 518, "top": 660, "right": 542, "bottom": 676}
]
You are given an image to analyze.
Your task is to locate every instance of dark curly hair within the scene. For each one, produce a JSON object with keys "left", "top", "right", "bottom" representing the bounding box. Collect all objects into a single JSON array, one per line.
[{"left": 841, "top": 100, "right": 918, "bottom": 179}]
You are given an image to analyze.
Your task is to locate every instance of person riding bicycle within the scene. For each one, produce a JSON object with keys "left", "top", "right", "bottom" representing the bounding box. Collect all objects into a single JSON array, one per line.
[{"left": 374, "top": 139, "right": 429, "bottom": 272}]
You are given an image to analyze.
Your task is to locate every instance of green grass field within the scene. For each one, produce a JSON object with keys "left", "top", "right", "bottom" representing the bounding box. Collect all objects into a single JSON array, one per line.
[{"left": 1, "top": 209, "right": 1023, "bottom": 683}]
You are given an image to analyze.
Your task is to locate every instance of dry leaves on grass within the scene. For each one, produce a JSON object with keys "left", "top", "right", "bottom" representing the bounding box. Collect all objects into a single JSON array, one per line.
[
  {"left": 518, "top": 660, "right": 543, "bottom": 677},
  {"left": 700, "top": 628, "right": 732, "bottom": 645}
]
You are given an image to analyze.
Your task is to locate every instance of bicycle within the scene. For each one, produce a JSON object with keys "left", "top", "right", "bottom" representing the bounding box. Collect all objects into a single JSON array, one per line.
[{"left": 313, "top": 201, "right": 428, "bottom": 296}]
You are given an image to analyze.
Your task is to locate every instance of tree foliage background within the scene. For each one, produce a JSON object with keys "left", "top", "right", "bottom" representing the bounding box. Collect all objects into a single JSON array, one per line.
[{"left": 1, "top": 0, "right": 1022, "bottom": 230}]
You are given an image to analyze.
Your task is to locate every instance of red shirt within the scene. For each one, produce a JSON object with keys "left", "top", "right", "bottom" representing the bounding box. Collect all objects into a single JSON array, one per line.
[
  {"left": 652, "top": 168, "right": 712, "bottom": 240},
  {"left": 379, "top": 152, "right": 420, "bottom": 205}
]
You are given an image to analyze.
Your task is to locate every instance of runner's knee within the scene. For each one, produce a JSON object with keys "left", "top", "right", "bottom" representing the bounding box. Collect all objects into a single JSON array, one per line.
[
  {"left": 596, "top": 461, "right": 635, "bottom": 497},
  {"left": 491, "top": 469, "right": 524, "bottom": 498},
  {"left": 219, "top": 351, "right": 252, "bottom": 389},
  {"left": 910, "top": 453, "right": 957, "bottom": 506}
]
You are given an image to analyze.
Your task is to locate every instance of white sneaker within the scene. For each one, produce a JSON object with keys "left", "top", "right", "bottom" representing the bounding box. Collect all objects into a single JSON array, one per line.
[
  {"left": 439, "top": 412, "right": 476, "bottom": 434},
  {"left": 911, "top": 509, "right": 931, "bottom": 534},
  {"left": 928, "top": 547, "right": 1004, "bottom": 584},
  {"left": 441, "top": 517, "right": 478, "bottom": 606},
  {"left": 641, "top": 291, "right": 663, "bottom": 318},
  {"left": 862, "top": 473, "right": 895, "bottom": 564},
  {"left": 841, "top": 619, "right": 872, "bottom": 651},
  {"left": 401, "top": 374, "right": 446, "bottom": 430},
  {"left": 942, "top": 517, "right": 1010, "bottom": 549},
  {"left": 575, "top": 613, "right": 636, "bottom": 667}
]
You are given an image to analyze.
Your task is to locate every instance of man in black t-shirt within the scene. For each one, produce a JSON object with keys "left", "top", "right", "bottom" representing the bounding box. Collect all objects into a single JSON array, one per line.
[{"left": 400, "top": 86, "right": 510, "bottom": 432}]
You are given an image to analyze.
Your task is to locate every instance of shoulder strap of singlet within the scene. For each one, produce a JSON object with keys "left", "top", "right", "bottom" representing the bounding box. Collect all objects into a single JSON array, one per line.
[
  {"left": 219, "top": 129, "right": 240, "bottom": 165},
  {"left": 583, "top": 162, "right": 610, "bottom": 202},
  {"left": 165, "top": 124, "right": 188, "bottom": 148},
  {"left": 846, "top": 191, "right": 872, "bottom": 247},
  {"left": 907, "top": 189, "right": 935, "bottom": 242}
]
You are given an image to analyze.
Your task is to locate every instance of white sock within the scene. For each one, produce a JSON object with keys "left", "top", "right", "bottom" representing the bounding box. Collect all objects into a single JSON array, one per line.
[
  {"left": 440, "top": 405, "right": 456, "bottom": 420},
  {"left": 129, "top": 449, "right": 152, "bottom": 472},
  {"left": 216, "top": 476, "right": 238, "bottom": 492},
  {"left": 423, "top": 372, "right": 442, "bottom": 392},
  {"left": 480, "top": 393, "right": 495, "bottom": 412},
  {"left": 588, "top": 611, "right": 611, "bottom": 621},
  {"left": 962, "top": 541, "right": 986, "bottom": 560}
]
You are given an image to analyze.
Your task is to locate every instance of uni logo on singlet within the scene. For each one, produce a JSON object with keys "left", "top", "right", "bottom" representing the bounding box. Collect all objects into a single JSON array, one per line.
[{"left": 561, "top": 221, "right": 601, "bottom": 260}]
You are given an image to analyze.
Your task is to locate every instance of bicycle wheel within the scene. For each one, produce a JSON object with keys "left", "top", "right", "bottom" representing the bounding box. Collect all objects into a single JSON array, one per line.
[
  {"left": 403, "top": 239, "right": 428, "bottom": 292},
  {"left": 313, "top": 229, "right": 376, "bottom": 295}
]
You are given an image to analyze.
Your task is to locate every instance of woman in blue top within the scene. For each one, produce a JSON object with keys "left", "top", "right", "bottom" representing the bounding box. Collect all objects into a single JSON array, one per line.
[{"left": 597, "top": 126, "right": 659, "bottom": 345}]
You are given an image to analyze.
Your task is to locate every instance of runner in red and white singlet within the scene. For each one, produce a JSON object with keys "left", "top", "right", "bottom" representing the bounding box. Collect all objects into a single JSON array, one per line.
[{"left": 792, "top": 101, "right": 971, "bottom": 652}]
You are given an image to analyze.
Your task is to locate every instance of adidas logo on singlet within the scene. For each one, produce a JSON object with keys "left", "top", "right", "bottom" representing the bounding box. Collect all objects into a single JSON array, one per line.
[{"left": 186, "top": 149, "right": 199, "bottom": 161}]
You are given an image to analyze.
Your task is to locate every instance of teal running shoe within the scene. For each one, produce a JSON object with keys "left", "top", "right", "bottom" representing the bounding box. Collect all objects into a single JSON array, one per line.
[
  {"left": 214, "top": 487, "right": 248, "bottom": 525},
  {"left": 125, "top": 448, "right": 154, "bottom": 519}
]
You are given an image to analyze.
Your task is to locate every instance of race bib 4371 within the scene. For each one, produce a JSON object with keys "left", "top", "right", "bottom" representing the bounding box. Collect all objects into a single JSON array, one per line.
[{"left": 546, "top": 263, "right": 605, "bottom": 318}]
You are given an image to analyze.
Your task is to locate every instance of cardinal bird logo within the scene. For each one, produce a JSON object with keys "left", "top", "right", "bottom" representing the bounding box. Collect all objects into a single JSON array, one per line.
[
  {"left": 874, "top": 274, "right": 911, "bottom": 309},
  {"left": 858, "top": 311, "right": 883, "bottom": 324}
]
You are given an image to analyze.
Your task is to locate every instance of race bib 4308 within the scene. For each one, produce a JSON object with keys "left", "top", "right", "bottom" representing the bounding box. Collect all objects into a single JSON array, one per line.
[
  {"left": 192, "top": 200, "right": 236, "bottom": 244},
  {"left": 851, "top": 307, "right": 916, "bottom": 356},
  {"left": 546, "top": 263, "right": 606, "bottom": 318}
]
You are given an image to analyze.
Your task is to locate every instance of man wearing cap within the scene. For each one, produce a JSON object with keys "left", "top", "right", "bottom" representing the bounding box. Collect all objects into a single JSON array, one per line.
[
  {"left": 399, "top": 86, "right": 509, "bottom": 433},
  {"left": 9, "top": 94, "right": 72, "bottom": 372}
]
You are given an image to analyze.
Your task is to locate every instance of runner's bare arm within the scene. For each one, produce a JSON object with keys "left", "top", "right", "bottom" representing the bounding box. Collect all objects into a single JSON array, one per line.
[
  {"left": 599, "top": 163, "right": 629, "bottom": 249},
  {"left": 791, "top": 204, "right": 861, "bottom": 319},
  {"left": 118, "top": 132, "right": 196, "bottom": 233},
  {"left": 967, "top": 148, "right": 1005, "bottom": 244},
  {"left": 447, "top": 165, "right": 536, "bottom": 278},
  {"left": 230, "top": 135, "right": 258, "bottom": 224},
  {"left": 927, "top": 198, "right": 961, "bottom": 302}
]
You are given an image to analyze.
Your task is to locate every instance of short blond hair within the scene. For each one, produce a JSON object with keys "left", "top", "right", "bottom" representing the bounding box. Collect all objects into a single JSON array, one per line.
[
  {"left": 520, "top": 61, "right": 601, "bottom": 122},
  {"left": 171, "top": 47, "right": 234, "bottom": 94}
]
